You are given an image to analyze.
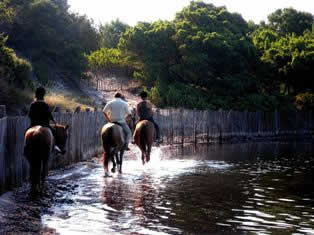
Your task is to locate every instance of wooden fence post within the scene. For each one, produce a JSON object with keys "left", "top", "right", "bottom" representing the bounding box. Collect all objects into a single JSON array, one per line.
[
  {"left": 193, "top": 109, "right": 197, "bottom": 145},
  {"left": 0, "top": 105, "right": 6, "bottom": 118},
  {"left": 180, "top": 108, "right": 184, "bottom": 145}
]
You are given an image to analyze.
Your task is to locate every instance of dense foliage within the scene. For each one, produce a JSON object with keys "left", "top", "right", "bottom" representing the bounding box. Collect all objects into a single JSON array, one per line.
[
  {"left": 1, "top": 0, "right": 313, "bottom": 111},
  {"left": 0, "top": 34, "right": 32, "bottom": 110},
  {"left": 0, "top": 0, "right": 100, "bottom": 84},
  {"left": 114, "top": 1, "right": 313, "bottom": 111}
]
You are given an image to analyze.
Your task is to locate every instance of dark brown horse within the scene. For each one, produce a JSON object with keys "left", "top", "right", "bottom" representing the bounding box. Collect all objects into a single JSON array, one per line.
[
  {"left": 24, "top": 124, "right": 69, "bottom": 195},
  {"left": 101, "top": 114, "right": 135, "bottom": 176},
  {"left": 133, "top": 120, "right": 155, "bottom": 165}
]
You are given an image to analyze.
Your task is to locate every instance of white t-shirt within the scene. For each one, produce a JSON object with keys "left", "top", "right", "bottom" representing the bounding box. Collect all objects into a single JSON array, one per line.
[{"left": 103, "top": 98, "right": 131, "bottom": 123}]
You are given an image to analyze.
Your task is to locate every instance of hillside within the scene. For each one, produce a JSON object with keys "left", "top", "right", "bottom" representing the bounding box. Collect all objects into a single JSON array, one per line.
[{"left": 1, "top": 1, "right": 314, "bottom": 114}]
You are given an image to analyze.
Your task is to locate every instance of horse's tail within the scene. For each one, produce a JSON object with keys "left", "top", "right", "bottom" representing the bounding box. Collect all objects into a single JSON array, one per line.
[
  {"left": 102, "top": 126, "right": 113, "bottom": 154},
  {"left": 24, "top": 131, "right": 40, "bottom": 160}
]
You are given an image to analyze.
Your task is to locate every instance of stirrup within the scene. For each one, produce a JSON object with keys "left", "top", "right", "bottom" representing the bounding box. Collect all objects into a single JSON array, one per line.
[{"left": 54, "top": 146, "right": 62, "bottom": 154}]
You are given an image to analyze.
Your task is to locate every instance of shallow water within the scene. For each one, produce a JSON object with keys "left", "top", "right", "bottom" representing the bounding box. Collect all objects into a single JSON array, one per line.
[{"left": 41, "top": 142, "right": 314, "bottom": 234}]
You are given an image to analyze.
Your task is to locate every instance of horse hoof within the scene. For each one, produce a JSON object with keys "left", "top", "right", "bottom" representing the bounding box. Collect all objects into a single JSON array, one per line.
[
  {"left": 118, "top": 170, "right": 122, "bottom": 174},
  {"left": 104, "top": 172, "right": 112, "bottom": 177},
  {"left": 111, "top": 168, "right": 116, "bottom": 173}
]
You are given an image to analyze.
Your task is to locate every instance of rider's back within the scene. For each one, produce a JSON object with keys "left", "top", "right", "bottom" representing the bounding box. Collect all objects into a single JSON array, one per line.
[
  {"left": 137, "top": 100, "right": 153, "bottom": 120},
  {"left": 28, "top": 100, "right": 52, "bottom": 127}
]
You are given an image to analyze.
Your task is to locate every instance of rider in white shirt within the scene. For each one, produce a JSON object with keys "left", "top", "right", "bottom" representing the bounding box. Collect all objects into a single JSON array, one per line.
[{"left": 103, "top": 92, "right": 132, "bottom": 150}]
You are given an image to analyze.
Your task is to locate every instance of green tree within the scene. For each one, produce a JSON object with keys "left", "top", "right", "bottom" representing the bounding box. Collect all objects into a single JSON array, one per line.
[
  {"left": 260, "top": 32, "right": 314, "bottom": 94},
  {"left": 0, "top": 34, "right": 32, "bottom": 87},
  {"left": 268, "top": 8, "right": 314, "bottom": 36},
  {"left": 99, "top": 19, "right": 129, "bottom": 48},
  {"left": 6, "top": 0, "right": 100, "bottom": 80}
]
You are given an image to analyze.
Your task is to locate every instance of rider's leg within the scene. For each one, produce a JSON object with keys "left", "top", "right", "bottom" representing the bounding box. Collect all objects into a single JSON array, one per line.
[
  {"left": 148, "top": 118, "right": 160, "bottom": 141},
  {"left": 120, "top": 122, "right": 132, "bottom": 150}
]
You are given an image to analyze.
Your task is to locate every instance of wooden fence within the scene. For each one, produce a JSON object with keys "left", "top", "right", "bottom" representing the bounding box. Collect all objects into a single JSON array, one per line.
[
  {"left": 0, "top": 111, "right": 105, "bottom": 194},
  {"left": 81, "top": 78, "right": 140, "bottom": 91},
  {"left": 1, "top": 108, "right": 314, "bottom": 195},
  {"left": 155, "top": 109, "right": 314, "bottom": 145}
]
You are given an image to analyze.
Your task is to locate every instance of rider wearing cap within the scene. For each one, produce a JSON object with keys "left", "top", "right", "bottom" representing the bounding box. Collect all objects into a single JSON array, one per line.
[
  {"left": 26, "top": 87, "right": 62, "bottom": 154},
  {"left": 136, "top": 91, "right": 161, "bottom": 143}
]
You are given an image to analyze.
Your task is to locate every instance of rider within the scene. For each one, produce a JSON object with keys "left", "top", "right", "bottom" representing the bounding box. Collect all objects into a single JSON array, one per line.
[
  {"left": 103, "top": 92, "right": 132, "bottom": 151},
  {"left": 27, "top": 87, "right": 62, "bottom": 153},
  {"left": 136, "top": 91, "right": 161, "bottom": 143}
]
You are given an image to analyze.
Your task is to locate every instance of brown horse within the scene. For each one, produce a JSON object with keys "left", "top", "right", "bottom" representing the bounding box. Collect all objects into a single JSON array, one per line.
[
  {"left": 133, "top": 120, "right": 156, "bottom": 165},
  {"left": 24, "top": 124, "right": 69, "bottom": 195},
  {"left": 101, "top": 114, "right": 135, "bottom": 176}
]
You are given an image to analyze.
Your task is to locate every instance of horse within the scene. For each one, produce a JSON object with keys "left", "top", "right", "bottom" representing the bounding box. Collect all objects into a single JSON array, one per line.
[
  {"left": 133, "top": 120, "right": 156, "bottom": 165},
  {"left": 101, "top": 113, "right": 135, "bottom": 176},
  {"left": 24, "top": 124, "right": 69, "bottom": 196}
]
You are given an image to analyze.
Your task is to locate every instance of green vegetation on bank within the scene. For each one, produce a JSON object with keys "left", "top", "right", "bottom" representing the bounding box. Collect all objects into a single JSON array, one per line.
[
  {"left": 0, "top": 0, "right": 100, "bottom": 113},
  {"left": 88, "top": 2, "right": 314, "bottom": 111},
  {"left": 1, "top": 0, "right": 314, "bottom": 112}
]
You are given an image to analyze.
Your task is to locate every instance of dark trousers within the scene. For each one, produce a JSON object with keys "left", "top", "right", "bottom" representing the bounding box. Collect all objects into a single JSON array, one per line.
[{"left": 139, "top": 117, "right": 160, "bottom": 139}]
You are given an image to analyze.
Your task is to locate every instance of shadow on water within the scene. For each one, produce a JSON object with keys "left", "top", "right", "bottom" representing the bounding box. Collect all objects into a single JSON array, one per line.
[{"left": 6, "top": 142, "right": 314, "bottom": 234}]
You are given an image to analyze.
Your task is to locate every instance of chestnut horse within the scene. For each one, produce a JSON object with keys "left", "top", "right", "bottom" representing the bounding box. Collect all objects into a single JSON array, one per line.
[
  {"left": 24, "top": 124, "right": 69, "bottom": 195},
  {"left": 133, "top": 120, "right": 156, "bottom": 165},
  {"left": 101, "top": 115, "right": 135, "bottom": 176}
]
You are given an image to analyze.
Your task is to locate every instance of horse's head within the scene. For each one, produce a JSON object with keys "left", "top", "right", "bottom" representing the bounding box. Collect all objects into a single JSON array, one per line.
[
  {"left": 52, "top": 124, "right": 70, "bottom": 154},
  {"left": 126, "top": 108, "right": 136, "bottom": 133}
]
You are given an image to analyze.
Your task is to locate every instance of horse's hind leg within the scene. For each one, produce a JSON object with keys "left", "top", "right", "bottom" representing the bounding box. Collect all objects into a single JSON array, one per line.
[
  {"left": 29, "top": 159, "right": 41, "bottom": 197},
  {"left": 111, "top": 153, "right": 117, "bottom": 173},
  {"left": 118, "top": 150, "right": 124, "bottom": 174},
  {"left": 140, "top": 145, "right": 146, "bottom": 165},
  {"left": 103, "top": 152, "right": 110, "bottom": 176},
  {"left": 41, "top": 157, "right": 49, "bottom": 191},
  {"left": 146, "top": 144, "right": 152, "bottom": 163}
]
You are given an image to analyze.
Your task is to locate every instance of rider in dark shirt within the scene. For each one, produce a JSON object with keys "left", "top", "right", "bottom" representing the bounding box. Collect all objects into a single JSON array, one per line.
[
  {"left": 29, "top": 99, "right": 55, "bottom": 127},
  {"left": 136, "top": 91, "right": 161, "bottom": 143},
  {"left": 27, "top": 87, "right": 61, "bottom": 153}
]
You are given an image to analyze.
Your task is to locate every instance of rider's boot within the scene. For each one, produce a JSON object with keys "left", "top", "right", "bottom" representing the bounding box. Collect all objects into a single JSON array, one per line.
[{"left": 54, "top": 145, "right": 63, "bottom": 154}]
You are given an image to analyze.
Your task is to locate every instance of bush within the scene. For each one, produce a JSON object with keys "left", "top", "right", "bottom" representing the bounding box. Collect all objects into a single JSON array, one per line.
[
  {"left": 0, "top": 34, "right": 32, "bottom": 87},
  {"left": 295, "top": 92, "right": 314, "bottom": 110}
]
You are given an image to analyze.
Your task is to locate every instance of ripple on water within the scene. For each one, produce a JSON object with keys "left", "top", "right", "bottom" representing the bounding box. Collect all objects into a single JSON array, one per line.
[{"left": 41, "top": 143, "right": 314, "bottom": 235}]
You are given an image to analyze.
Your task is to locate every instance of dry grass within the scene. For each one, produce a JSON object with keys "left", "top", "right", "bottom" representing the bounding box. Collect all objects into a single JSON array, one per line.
[{"left": 45, "top": 93, "right": 94, "bottom": 112}]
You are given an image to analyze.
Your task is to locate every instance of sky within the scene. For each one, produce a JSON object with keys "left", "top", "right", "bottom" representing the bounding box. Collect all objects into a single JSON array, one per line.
[{"left": 67, "top": 0, "right": 314, "bottom": 26}]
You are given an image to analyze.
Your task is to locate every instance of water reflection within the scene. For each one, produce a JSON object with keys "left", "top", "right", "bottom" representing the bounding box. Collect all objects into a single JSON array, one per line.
[{"left": 42, "top": 142, "right": 314, "bottom": 234}]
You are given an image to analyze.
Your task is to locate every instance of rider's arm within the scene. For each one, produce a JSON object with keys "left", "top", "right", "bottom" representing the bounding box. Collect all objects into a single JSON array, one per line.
[
  {"left": 103, "top": 102, "right": 112, "bottom": 122},
  {"left": 124, "top": 104, "right": 132, "bottom": 120},
  {"left": 147, "top": 101, "right": 154, "bottom": 117},
  {"left": 47, "top": 105, "right": 56, "bottom": 123},
  {"left": 103, "top": 112, "right": 111, "bottom": 122},
  {"left": 28, "top": 103, "right": 34, "bottom": 120}
]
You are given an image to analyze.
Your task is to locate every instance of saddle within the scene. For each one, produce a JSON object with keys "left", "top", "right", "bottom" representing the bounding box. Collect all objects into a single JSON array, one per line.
[{"left": 112, "top": 122, "right": 123, "bottom": 128}]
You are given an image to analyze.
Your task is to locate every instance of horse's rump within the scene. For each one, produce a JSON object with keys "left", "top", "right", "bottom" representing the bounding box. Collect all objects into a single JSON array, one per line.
[
  {"left": 101, "top": 123, "right": 125, "bottom": 153},
  {"left": 134, "top": 120, "right": 155, "bottom": 148},
  {"left": 24, "top": 126, "right": 53, "bottom": 160}
]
